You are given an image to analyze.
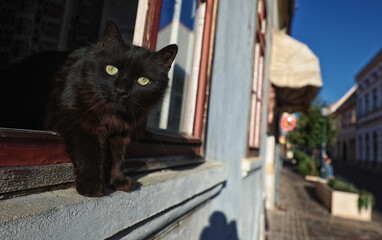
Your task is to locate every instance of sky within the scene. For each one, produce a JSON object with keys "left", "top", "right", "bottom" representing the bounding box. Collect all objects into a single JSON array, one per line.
[{"left": 291, "top": 0, "right": 382, "bottom": 105}]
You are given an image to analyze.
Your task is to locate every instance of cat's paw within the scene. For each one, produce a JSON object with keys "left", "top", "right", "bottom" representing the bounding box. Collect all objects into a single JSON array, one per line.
[
  {"left": 110, "top": 176, "right": 135, "bottom": 192},
  {"left": 75, "top": 181, "right": 106, "bottom": 197}
]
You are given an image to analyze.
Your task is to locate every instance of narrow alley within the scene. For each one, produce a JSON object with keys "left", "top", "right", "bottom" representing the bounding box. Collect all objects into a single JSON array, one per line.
[{"left": 266, "top": 165, "right": 382, "bottom": 240}]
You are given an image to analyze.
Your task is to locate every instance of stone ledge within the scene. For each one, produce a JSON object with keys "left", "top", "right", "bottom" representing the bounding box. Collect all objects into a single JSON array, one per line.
[
  {"left": 241, "top": 156, "right": 263, "bottom": 177},
  {"left": 0, "top": 155, "right": 206, "bottom": 197},
  {"left": 0, "top": 161, "right": 227, "bottom": 240}
]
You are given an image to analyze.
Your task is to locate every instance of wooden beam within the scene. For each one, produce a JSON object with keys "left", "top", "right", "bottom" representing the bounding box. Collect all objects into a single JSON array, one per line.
[
  {"left": 0, "top": 128, "right": 70, "bottom": 167},
  {"left": 0, "top": 163, "right": 73, "bottom": 197}
]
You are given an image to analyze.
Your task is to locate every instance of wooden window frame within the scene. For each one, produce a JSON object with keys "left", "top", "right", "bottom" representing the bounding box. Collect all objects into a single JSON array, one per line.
[
  {"left": 247, "top": 0, "right": 267, "bottom": 156},
  {"left": 122, "top": 0, "right": 204, "bottom": 161},
  {"left": 130, "top": 0, "right": 215, "bottom": 160},
  {"left": 0, "top": 0, "right": 218, "bottom": 197}
]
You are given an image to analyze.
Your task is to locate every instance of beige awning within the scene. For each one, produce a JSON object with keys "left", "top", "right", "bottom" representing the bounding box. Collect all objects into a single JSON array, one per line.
[{"left": 269, "top": 30, "right": 322, "bottom": 113}]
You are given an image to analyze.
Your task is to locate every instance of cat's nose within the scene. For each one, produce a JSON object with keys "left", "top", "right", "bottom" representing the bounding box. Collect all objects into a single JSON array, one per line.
[{"left": 115, "top": 87, "right": 127, "bottom": 96}]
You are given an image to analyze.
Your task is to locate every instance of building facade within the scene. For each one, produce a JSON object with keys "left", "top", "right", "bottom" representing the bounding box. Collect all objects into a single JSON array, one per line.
[
  {"left": 0, "top": 1, "right": 301, "bottom": 239},
  {"left": 355, "top": 49, "right": 382, "bottom": 170},
  {"left": 331, "top": 86, "right": 357, "bottom": 163}
]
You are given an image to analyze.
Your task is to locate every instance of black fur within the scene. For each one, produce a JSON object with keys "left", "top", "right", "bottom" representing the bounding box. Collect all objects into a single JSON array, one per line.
[{"left": 1, "top": 21, "right": 177, "bottom": 197}]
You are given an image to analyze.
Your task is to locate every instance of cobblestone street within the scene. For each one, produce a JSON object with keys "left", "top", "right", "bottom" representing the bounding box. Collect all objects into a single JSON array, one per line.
[{"left": 266, "top": 166, "right": 382, "bottom": 240}]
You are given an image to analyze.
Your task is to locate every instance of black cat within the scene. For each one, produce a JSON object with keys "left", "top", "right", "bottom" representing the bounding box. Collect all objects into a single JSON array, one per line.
[
  {"left": 40, "top": 21, "right": 178, "bottom": 197},
  {"left": 0, "top": 21, "right": 177, "bottom": 197}
]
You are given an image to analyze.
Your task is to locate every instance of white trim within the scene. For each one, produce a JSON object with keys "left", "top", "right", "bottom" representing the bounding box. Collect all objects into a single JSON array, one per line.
[
  {"left": 330, "top": 85, "right": 357, "bottom": 113},
  {"left": 253, "top": 43, "right": 260, "bottom": 93},
  {"left": 249, "top": 95, "right": 257, "bottom": 148},
  {"left": 241, "top": 156, "right": 263, "bottom": 177},
  {"left": 257, "top": 56, "right": 264, "bottom": 99},
  {"left": 133, "top": 0, "right": 148, "bottom": 46},
  {"left": 182, "top": 2, "right": 207, "bottom": 134},
  {"left": 254, "top": 101, "right": 262, "bottom": 148},
  {"left": 159, "top": 0, "right": 183, "bottom": 129}
]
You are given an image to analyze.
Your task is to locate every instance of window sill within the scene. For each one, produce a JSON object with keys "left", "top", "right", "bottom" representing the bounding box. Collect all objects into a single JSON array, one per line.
[
  {"left": 0, "top": 161, "right": 227, "bottom": 239},
  {"left": 0, "top": 155, "right": 205, "bottom": 198},
  {"left": 241, "top": 156, "right": 263, "bottom": 177}
]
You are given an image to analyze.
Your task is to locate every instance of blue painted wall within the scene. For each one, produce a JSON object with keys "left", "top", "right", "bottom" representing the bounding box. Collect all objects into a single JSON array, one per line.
[
  {"left": 204, "top": 0, "right": 264, "bottom": 239},
  {"left": 159, "top": 0, "right": 275, "bottom": 239}
]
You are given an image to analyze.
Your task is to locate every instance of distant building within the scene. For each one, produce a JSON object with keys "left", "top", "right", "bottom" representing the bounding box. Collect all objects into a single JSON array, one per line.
[
  {"left": 330, "top": 85, "right": 357, "bottom": 163},
  {"left": 355, "top": 48, "right": 382, "bottom": 170}
]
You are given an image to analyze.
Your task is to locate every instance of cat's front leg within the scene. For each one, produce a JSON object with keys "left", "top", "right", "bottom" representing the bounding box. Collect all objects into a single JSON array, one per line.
[
  {"left": 109, "top": 135, "right": 135, "bottom": 192},
  {"left": 65, "top": 131, "right": 107, "bottom": 197}
]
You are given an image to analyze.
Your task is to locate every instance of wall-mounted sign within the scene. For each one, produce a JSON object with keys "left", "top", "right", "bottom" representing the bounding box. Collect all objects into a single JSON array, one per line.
[{"left": 280, "top": 113, "right": 296, "bottom": 132}]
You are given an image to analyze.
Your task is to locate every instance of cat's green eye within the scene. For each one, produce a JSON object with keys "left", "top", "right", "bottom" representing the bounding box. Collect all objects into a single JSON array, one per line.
[
  {"left": 137, "top": 77, "right": 151, "bottom": 86},
  {"left": 105, "top": 65, "right": 118, "bottom": 76}
]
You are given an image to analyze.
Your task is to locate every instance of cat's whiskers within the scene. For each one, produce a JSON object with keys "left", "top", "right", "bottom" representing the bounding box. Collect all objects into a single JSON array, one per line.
[
  {"left": 129, "top": 99, "right": 148, "bottom": 112},
  {"left": 156, "top": 134, "right": 169, "bottom": 156},
  {"left": 128, "top": 100, "right": 168, "bottom": 156}
]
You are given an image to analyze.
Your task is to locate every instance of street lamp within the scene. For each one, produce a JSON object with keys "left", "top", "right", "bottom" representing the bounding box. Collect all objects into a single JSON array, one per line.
[{"left": 320, "top": 106, "right": 330, "bottom": 178}]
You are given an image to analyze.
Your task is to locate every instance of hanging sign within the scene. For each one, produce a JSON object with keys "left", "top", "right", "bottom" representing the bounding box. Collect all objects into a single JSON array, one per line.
[{"left": 280, "top": 113, "right": 296, "bottom": 132}]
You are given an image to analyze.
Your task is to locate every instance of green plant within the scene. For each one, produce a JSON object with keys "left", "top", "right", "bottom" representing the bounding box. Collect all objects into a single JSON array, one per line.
[
  {"left": 358, "top": 190, "right": 375, "bottom": 212},
  {"left": 287, "top": 98, "right": 336, "bottom": 151},
  {"left": 294, "top": 150, "right": 318, "bottom": 176},
  {"left": 327, "top": 178, "right": 375, "bottom": 212},
  {"left": 327, "top": 178, "right": 359, "bottom": 194}
]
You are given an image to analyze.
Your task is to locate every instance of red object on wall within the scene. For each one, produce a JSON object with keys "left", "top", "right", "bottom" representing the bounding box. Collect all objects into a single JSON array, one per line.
[{"left": 280, "top": 113, "right": 296, "bottom": 132}]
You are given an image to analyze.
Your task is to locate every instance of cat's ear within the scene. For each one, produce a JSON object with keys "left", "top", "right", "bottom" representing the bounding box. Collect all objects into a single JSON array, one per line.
[
  {"left": 155, "top": 44, "right": 178, "bottom": 71},
  {"left": 103, "top": 20, "right": 124, "bottom": 47}
]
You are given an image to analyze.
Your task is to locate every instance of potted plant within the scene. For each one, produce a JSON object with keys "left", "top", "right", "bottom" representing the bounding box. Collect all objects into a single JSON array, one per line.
[{"left": 316, "top": 177, "right": 374, "bottom": 221}]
